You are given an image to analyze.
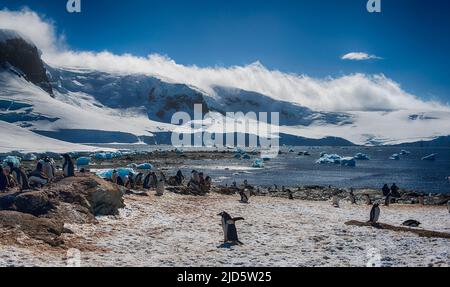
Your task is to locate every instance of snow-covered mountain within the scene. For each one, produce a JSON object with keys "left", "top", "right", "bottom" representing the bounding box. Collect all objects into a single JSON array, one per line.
[{"left": 1, "top": 29, "right": 450, "bottom": 152}]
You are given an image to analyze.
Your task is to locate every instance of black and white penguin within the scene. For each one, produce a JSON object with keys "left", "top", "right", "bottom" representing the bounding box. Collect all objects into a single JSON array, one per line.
[
  {"left": 156, "top": 173, "right": 165, "bottom": 196},
  {"left": 62, "top": 154, "right": 75, "bottom": 178},
  {"left": 402, "top": 220, "right": 421, "bottom": 228},
  {"left": 7, "top": 162, "right": 29, "bottom": 191},
  {"left": 112, "top": 171, "right": 125, "bottom": 186},
  {"left": 384, "top": 194, "right": 391, "bottom": 206},
  {"left": 239, "top": 189, "right": 250, "bottom": 204},
  {"left": 365, "top": 194, "right": 372, "bottom": 205},
  {"left": 332, "top": 195, "right": 340, "bottom": 208},
  {"left": 349, "top": 188, "right": 356, "bottom": 204},
  {"left": 218, "top": 212, "right": 245, "bottom": 245},
  {"left": 0, "top": 167, "right": 8, "bottom": 192},
  {"left": 369, "top": 203, "right": 381, "bottom": 224}
]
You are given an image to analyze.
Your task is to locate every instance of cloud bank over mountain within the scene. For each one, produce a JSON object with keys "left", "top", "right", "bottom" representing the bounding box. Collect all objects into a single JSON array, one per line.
[{"left": 0, "top": 8, "right": 448, "bottom": 112}]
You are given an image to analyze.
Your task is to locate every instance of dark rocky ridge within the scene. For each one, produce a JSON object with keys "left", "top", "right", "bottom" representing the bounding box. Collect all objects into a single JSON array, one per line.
[{"left": 0, "top": 29, "right": 53, "bottom": 96}]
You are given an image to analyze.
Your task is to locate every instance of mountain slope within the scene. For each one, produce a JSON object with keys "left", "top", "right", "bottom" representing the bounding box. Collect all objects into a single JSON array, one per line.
[{"left": 1, "top": 29, "right": 450, "bottom": 150}]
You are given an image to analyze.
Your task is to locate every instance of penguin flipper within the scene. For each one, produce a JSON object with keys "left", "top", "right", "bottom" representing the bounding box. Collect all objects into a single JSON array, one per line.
[{"left": 232, "top": 217, "right": 245, "bottom": 222}]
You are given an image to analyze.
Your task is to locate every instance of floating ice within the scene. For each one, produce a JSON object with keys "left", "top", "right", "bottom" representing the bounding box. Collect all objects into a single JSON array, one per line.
[
  {"left": 400, "top": 150, "right": 411, "bottom": 155},
  {"left": 316, "top": 154, "right": 341, "bottom": 164},
  {"left": 317, "top": 153, "right": 356, "bottom": 167},
  {"left": 96, "top": 168, "right": 136, "bottom": 179},
  {"left": 2, "top": 156, "right": 21, "bottom": 168},
  {"left": 389, "top": 154, "right": 400, "bottom": 160},
  {"left": 76, "top": 157, "right": 91, "bottom": 166},
  {"left": 422, "top": 154, "right": 437, "bottom": 161},
  {"left": 93, "top": 152, "right": 122, "bottom": 160},
  {"left": 23, "top": 153, "right": 37, "bottom": 161},
  {"left": 137, "top": 163, "right": 153, "bottom": 170},
  {"left": 354, "top": 153, "right": 370, "bottom": 160},
  {"left": 242, "top": 154, "right": 251, "bottom": 160},
  {"left": 252, "top": 159, "right": 265, "bottom": 168}
]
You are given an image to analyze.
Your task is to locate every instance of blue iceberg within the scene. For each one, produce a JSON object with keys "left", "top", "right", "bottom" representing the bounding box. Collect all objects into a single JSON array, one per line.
[
  {"left": 389, "top": 154, "right": 400, "bottom": 160},
  {"left": 252, "top": 159, "right": 265, "bottom": 168},
  {"left": 2, "top": 156, "right": 21, "bottom": 168},
  {"left": 316, "top": 154, "right": 342, "bottom": 164},
  {"left": 76, "top": 157, "right": 91, "bottom": 166},
  {"left": 96, "top": 168, "right": 136, "bottom": 179},
  {"left": 354, "top": 153, "right": 370, "bottom": 160},
  {"left": 137, "top": 163, "right": 153, "bottom": 170}
]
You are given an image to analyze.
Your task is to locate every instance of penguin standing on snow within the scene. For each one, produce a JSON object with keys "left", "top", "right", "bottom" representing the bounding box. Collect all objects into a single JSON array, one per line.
[
  {"left": 332, "top": 195, "right": 340, "bottom": 208},
  {"left": 239, "top": 189, "right": 250, "bottom": 204},
  {"left": 369, "top": 203, "right": 381, "bottom": 225},
  {"left": 62, "top": 154, "right": 75, "bottom": 177},
  {"left": 218, "top": 212, "right": 244, "bottom": 245}
]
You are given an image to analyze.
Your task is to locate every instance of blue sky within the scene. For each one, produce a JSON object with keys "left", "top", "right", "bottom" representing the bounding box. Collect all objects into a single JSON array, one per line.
[{"left": 1, "top": 0, "right": 450, "bottom": 103}]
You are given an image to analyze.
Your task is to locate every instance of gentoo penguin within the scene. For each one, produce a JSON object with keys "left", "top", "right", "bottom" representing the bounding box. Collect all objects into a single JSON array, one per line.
[
  {"left": 332, "top": 195, "right": 340, "bottom": 208},
  {"left": 402, "top": 220, "right": 421, "bottom": 228},
  {"left": 384, "top": 194, "right": 391, "bottom": 206},
  {"left": 365, "top": 194, "right": 372, "bottom": 205},
  {"left": 0, "top": 167, "right": 8, "bottom": 192},
  {"left": 42, "top": 158, "right": 56, "bottom": 182},
  {"left": 217, "top": 212, "right": 244, "bottom": 245},
  {"left": 112, "top": 171, "right": 125, "bottom": 186},
  {"left": 349, "top": 188, "right": 356, "bottom": 204},
  {"left": 7, "top": 162, "right": 29, "bottom": 191},
  {"left": 282, "top": 186, "right": 294, "bottom": 200},
  {"left": 156, "top": 177, "right": 165, "bottom": 196},
  {"left": 369, "top": 203, "right": 381, "bottom": 224},
  {"left": 239, "top": 189, "right": 250, "bottom": 204},
  {"left": 62, "top": 154, "right": 75, "bottom": 177}
]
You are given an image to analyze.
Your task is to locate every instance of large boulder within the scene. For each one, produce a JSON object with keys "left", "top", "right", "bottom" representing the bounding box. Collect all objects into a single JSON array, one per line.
[
  {"left": 0, "top": 192, "right": 21, "bottom": 210},
  {"left": 14, "top": 191, "right": 55, "bottom": 216},
  {"left": 53, "top": 174, "right": 125, "bottom": 216}
]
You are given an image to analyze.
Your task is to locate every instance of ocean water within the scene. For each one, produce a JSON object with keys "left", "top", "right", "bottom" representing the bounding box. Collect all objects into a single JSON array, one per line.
[{"left": 95, "top": 145, "right": 450, "bottom": 194}]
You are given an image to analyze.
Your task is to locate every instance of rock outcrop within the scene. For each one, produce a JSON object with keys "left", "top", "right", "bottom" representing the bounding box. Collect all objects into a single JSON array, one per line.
[
  {"left": 0, "top": 173, "right": 125, "bottom": 246},
  {"left": 14, "top": 191, "right": 55, "bottom": 216},
  {"left": 0, "top": 29, "right": 53, "bottom": 96}
]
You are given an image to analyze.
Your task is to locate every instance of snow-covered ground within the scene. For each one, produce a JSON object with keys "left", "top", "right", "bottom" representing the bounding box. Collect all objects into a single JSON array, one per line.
[
  {"left": 1, "top": 194, "right": 448, "bottom": 267},
  {"left": 0, "top": 121, "right": 107, "bottom": 153}
]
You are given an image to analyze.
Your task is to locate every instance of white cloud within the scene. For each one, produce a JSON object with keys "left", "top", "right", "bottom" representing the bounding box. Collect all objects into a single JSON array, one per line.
[
  {"left": 342, "top": 52, "right": 382, "bottom": 61},
  {"left": 0, "top": 8, "right": 447, "bottom": 113}
]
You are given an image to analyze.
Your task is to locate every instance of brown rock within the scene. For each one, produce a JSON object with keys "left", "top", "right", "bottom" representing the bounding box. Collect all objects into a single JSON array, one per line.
[
  {"left": 14, "top": 191, "right": 55, "bottom": 216},
  {"left": 0, "top": 210, "right": 64, "bottom": 246}
]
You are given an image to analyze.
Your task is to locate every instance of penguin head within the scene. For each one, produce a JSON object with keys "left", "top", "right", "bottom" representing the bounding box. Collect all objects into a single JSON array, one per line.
[
  {"left": 217, "top": 212, "right": 232, "bottom": 220},
  {"left": 373, "top": 203, "right": 380, "bottom": 208}
]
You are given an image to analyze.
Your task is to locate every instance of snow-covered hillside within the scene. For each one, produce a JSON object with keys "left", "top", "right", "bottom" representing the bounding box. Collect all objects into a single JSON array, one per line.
[
  {"left": 1, "top": 28, "right": 450, "bottom": 151},
  {"left": 0, "top": 121, "right": 105, "bottom": 153}
]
